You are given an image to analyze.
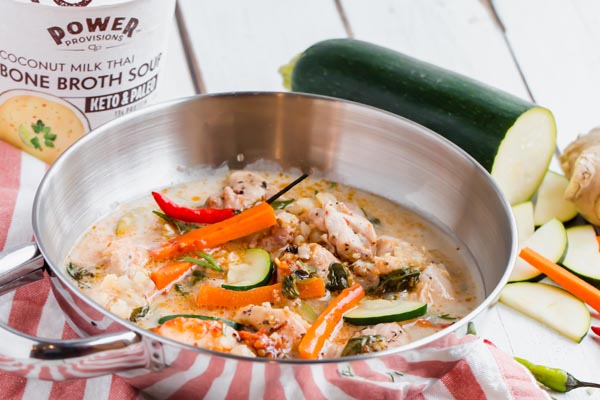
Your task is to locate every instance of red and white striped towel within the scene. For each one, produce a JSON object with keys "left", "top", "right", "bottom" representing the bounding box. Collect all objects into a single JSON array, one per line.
[{"left": 0, "top": 141, "right": 550, "bottom": 399}]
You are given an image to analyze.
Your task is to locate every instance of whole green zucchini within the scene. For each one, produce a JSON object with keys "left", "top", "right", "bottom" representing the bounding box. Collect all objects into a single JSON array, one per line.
[{"left": 282, "top": 39, "right": 556, "bottom": 205}]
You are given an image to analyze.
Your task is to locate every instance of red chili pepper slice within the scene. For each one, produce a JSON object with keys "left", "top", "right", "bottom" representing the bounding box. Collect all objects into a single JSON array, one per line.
[
  {"left": 592, "top": 326, "right": 600, "bottom": 336},
  {"left": 152, "top": 191, "right": 236, "bottom": 224}
]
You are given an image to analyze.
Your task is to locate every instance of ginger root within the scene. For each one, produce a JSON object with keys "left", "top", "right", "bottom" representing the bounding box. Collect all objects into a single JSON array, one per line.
[{"left": 560, "top": 128, "right": 600, "bottom": 225}]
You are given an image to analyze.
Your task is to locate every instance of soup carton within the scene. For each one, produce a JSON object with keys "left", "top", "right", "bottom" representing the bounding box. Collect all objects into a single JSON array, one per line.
[{"left": 0, "top": 0, "right": 176, "bottom": 163}]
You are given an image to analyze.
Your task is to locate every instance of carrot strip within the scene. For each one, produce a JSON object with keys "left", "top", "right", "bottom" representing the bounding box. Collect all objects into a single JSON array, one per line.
[
  {"left": 298, "top": 283, "right": 365, "bottom": 360},
  {"left": 197, "top": 283, "right": 284, "bottom": 308},
  {"left": 520, "top": 247, "right": 600, "bottom": 313},
  {"left": 596, "top": 236, "right": 600, "bottom": 252},
  {"left": 196, "top": 278, "right": 327, "bottom": 308},
  {"left": 150, "top": 202, "right": 276, "bottom": 261},
  {"left": 297, "top": 277, "right": 326, "bottom": 299},
  {"left": 415, "top": 318, "right": 452, "bottom": 329},
  {"left": 151, "top": 261, "right": 192, "bottom": 290},
  {"left": 273, "top": 258, "right": 291, "bottom": 276}
]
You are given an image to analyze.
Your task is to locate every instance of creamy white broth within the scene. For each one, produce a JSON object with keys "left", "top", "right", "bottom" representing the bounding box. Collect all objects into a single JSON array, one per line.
[{"left": 66, "top": 170, "right": 483, "bottom": 359}]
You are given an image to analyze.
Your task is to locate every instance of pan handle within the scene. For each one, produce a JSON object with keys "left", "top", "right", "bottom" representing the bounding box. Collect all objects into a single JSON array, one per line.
[
  {"left": 0, "top": 325, "right": 157, "bottom": 380},
  {"left": 0, "top": 243, "right": 45, "bottom": 296},
  {"left": 0, "top": 243, "right": 163, "bottom": 380}
]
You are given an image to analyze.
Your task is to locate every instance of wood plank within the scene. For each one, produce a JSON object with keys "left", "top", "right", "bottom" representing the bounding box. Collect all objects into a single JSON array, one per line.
[
  {"left": 490, "top": 2, "right": 600, "bottom": 397},
  {"left": 497, "top": 300, "right": 600, "bottom": 397},
  {"left": 155, "top": 18, "right": 196, "bottom": 102},
  {"left": 472, "top": 307, "right": 513, "bottom": 353},
  {"left": 341, "top": 0, "right": 528, "bottom": 360},
  {"left": 342, "top": 4, "right": 600, "bottom": 396},
  {"left": 340, "top": 0, "right": 530, "bottom": 99},
  {"left": 492, "top": 0, "right": 600, "bottom": 152},
  {"left": 177, "top": 0, "right": 347, "bottom": 92}
]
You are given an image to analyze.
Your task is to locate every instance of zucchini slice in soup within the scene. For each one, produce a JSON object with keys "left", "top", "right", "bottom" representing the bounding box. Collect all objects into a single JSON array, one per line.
[
  {"left": 221, "top": 248, "right": 273, "bottom": 291},
  {"left": 343, "top": 299, "right": 427, "bottom": 325}
]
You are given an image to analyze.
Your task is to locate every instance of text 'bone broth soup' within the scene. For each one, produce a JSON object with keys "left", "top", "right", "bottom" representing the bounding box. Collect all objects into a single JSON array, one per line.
[{"left": 0, "top": 0, "right": 175, "bottom": 163}]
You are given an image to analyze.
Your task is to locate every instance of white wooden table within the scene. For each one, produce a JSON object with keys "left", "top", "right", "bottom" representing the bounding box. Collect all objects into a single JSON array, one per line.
[{"left": 114, "top": 0, "right": 600, "bottom": 397}]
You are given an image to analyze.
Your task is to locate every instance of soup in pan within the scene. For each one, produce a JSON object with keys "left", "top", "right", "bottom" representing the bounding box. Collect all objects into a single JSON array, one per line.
[{"left": 66, "top": 169, "right": 482, "bottom": 359}]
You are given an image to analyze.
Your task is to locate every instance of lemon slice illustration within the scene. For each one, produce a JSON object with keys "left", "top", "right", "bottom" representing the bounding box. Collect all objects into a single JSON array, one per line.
[{"left": 18, "top": 124, "right": 36, "bottom": 149}]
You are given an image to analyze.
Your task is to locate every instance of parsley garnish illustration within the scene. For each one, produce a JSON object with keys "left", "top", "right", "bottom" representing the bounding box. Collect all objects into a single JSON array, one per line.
[
  {"left": 30, "top": 136, "right": 42, "bottom": 150},
  {"left": 30, "top": 120, "right": 57, "bottom": 150}
]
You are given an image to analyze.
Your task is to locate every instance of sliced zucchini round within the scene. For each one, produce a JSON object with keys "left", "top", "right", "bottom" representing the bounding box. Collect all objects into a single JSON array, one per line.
[
  {"left": 500, "top": 282, "right": 590, "bottom": 343},
  {"left": 533, "top": 171, "right": 578, "bottom": 226},
  {"left": 221, "top": 248, "right": 273, "bottom": 291},
  {"left": 490, "top": 107, "right": 556, "bottom": 205},
  {"left": 343, "top": 299, "right": 427, "bottom": 326},
  {"left": 512, "top": 201, "right": 535, "bottom": 246},
  {"left": 560, "top": 225, "right": 600, "bottom": 288},
  {"left": 509, "top": 218, "right": 567, "bottom": 282}
]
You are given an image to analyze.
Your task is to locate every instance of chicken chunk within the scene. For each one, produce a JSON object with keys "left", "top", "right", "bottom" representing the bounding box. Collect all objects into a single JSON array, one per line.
[
  {"left": 238, "top": 330, "right": 286, "bottom": 358},
  {"left": 205, "top": 171, "right": 268, "bottom": 209},
  {"left": 152, "top": 317, "right": 254, "bottom": 356},
  {"left": 375, "top": 235, "right": 402, "bottom": 256},
  {"left": 409, "top": 264, "right": 456, "bottom": 304},
  {"left": 88, "top": 271, "right": 154, "bottom": 319},
  {"left": 347, "top": 236, "right": 436, "bottom": 294},
  {"left": 277, "top": 241, "right": 340, "bottom": 280},
  {"left": 360, "top": 322, "right": 411, "bottom": 348},
  {"left": 298, "top": 243, "right": 339, "bottom": 278},
  {"left": 343, "top": 236, "right": 430, "bottom": 279},
  {"left": 349, "top": 260, "right": 379, "bottom": 291},
  {"left": 326, "top": 322, "right": 411, "bottom": 358},
  {"left": 258, "top": 211, "right": 300, "bottom": 251},
  {"left": 307, "top": 201, "right": 377, "bottom": 261},
  {"left": 284, "top": 197, "right": 319, "bottom": 216},
  {"left": 374, "top": 236, "right": 429, "bottom": 274},
  {"left": 101, "top": 238, "right": 149, "bottom": 279},
  {"left": 234, "top": 304, "right": 309, "bottom": 352}
]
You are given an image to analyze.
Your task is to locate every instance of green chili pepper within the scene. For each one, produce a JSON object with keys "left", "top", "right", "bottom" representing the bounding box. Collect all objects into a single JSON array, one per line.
[{"left": 515, "top": 357, "right": 600, "bottom": 392}]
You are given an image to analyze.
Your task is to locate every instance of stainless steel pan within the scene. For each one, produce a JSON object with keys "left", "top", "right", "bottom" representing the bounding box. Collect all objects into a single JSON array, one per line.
[{"left": 0, "top": 92, "right": 516, "bottom": 395}]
